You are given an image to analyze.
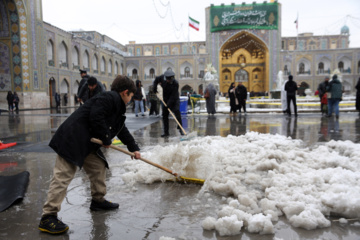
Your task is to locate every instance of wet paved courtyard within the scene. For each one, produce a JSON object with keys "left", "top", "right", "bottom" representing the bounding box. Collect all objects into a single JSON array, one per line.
[{"left": 1, "top": 108, "right": 360, "bottom": 240}]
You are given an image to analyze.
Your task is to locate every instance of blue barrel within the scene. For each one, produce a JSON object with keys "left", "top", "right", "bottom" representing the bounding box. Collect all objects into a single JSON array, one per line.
[{"left": 179, "top": 96, "right": 188, "bottom": 115}]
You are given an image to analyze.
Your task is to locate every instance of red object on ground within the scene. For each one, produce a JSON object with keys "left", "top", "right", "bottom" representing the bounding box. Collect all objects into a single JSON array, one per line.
[
  {"left": 0, "top": 162, "right": 18, "bottom": 172},
  {"left": 0, "top": 142, "right": 17, "bottom": 150}
]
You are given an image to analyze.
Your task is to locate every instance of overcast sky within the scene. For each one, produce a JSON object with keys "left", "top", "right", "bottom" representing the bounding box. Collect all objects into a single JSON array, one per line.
[{"left": 42, "top": 0, "right": 360, "bottom": 47}]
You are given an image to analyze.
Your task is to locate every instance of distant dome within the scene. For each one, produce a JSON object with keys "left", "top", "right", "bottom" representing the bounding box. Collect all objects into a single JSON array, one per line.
[{"left": 341, "top": 25, "right": 349, "bottom": 34}]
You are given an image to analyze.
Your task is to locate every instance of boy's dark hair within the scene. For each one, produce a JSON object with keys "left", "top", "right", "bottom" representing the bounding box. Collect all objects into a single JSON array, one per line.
[
  {"left": 87, "top": 76, "right": 97, "bottom": 86},
  {"left": 111, "top": 75, "right": 136, "bottom": 95},
  {"left": 288, "top": 75, "right": 293, "bottom": 81}
]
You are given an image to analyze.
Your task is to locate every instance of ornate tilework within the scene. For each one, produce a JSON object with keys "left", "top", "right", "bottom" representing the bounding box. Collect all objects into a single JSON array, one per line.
[
  {"left": 0, "top": 42, "right": 11, "bottom": 90},
  {"left": 16, "top": 0, "right": 30, "bottom": 91}
]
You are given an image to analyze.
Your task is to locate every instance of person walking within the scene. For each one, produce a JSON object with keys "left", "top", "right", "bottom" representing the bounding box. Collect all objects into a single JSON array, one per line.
[
  {"left": 55, "top": 92, "right": 61, "bottom": 109},
  {"left": 356, "top": 77, "right": 360, "bottom": 116},
  {"left": 38, "top": 75, "right": 141, "bottom": 235},
  {"left": 228, "top": 83, "right": 237, "bottom": 114},
  {"left": 13, "top": 92, "right": 20, "bottom": 112},
  {"left": 77, "top": 69, "right": 90, "bottom": 104},
  {"left": 153, "top": 70, "right": 184, "bottom": 137},
  {"left": 326, "top": 74, "right": 343, "bottom": 119},
  {"left": 63, "top": 93, "right": 68, "bottom": 106},
  {"left": 235, "top": 82, "right": 248, "bottom": 114},
  {"left": 148, "top": 85, "right": 159, "bottom": 116},
  {"left": 284, "top": 75, "right": 298, "bottom": 117},
  {"left": 318, "top": 77, "right": 329, "bottom": 115},
  {"left": 78, "top": 76, "right": 105, "bottom": 103},
  {"left": 133, "top": 80, "right": 145, "bottom": 117},
  {"left": 6, "top": 91, "right": 14, "bottom": 112},
  {"left": 205, "top": 83, "right": 217, "bottom": 115}
]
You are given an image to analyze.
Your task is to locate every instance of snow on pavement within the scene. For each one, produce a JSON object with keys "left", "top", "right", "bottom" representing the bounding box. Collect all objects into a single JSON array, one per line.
[{"left": 116, "top": 132, "right": 360, "bottom": 236}]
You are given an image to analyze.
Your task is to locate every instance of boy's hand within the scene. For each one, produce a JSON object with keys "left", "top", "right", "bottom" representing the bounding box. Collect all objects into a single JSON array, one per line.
[{"left": 131, "top": 151, "right": 141, "bottom": 160}]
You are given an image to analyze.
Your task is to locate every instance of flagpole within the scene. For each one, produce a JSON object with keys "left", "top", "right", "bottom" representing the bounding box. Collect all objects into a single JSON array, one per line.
[
  {"left": 188, "top": 14, "right": 190, "bottom": 43},
  {"left": 296, "top": 12, "right": 298, "bottom": 51}
]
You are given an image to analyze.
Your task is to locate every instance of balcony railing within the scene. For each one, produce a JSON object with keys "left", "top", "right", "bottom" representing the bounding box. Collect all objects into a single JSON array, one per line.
[
  {"left": 48, "top": 60, "right": 54, "bottom": 67},
  {"left": 93, "top": 70, "right": 98, "bottom": 74},
  {"left": 340, "top": 68, "right": 351, "bottom": 74},
  {"left": 297, "top": 70, "right": 311, "bottom": 75},
  {"left": 73, "top": 64, "right": 80, "bottom": 70},
  {"left": 60, "top": 62, "right": 68, "bottom": 68},
  {"left": 317, "top": 69, "right": 330, "bottom": 75},
  {"left": 180, "top": 74, "right": 193, "bottom": 79}
]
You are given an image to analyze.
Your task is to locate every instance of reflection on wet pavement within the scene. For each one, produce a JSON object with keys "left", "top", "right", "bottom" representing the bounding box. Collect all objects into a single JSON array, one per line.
[{"left": 1, "top": 110, "right": 360, "bottom": 239}]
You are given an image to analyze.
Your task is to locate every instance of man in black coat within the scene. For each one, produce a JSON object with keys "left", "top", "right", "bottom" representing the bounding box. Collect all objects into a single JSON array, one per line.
[
  {"left": 285, "top": 75, "right": 298, "bottom": 117},
  {"left": 317, "top": 76, "right": 329, "bottom": 115},
  {"left": 78, "top": 76, "right": 105, "bottom": 103},
  {"left": 77, "top": 69, "right": 90, "bottom": 104},
  {"left": 39, "top": 75, "right": 140, "bottom": 234},
  {"left": 153, "top": 70, "right": 183, "bottom": 137},
  {"left": 235, "top": 82, "right": 248, "bottom": 114}
]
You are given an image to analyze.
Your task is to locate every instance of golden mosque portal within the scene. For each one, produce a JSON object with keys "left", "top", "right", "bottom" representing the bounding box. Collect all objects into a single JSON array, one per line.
[{"left": 219, "top": 32, "right": 269, "bottom": 94}]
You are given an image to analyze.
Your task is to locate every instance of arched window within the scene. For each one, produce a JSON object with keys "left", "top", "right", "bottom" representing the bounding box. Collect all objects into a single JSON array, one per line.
[
  {"left": 338, "top": 61, "right": 344, "bottom": 72},
  {"left": 108, "top": 59, "right": 112, "bottom": 75},
  {"left": 182, "top": 46, "right": 187, "bottom": 54},
  {"left": 101, "top": 57, "right": 106, "bottom": 74},
  {"left": 238, "top": 55, "right": 246, "bottom": 64},
  {"left": 235, "top": 69, "right": 248, "bottom": 81},
  {"left": 115, "top": 61, "right": 119, "bottom": 75},
  {"left": 149, "top": 68, "right": 155, "bottom": 78},
  {"left": 299, "top": 63, "right": 305, "bottom": 74},
  {"left": 184, "top": 67, "right": 190, "bottom": 78},
  {"left": 318, "top": 62, "right": 324, "bottom": 74},
  {"left": 92, "top": 54, "right": 98, "bottom": 72},
  {"left": 47, "top": 40, "right": 54, "bottom": 66},
  {"left": 72, "top": 46, "right": 79, "bottom": 69},
  {"left": 132, "top": 69, "right": 138, "bottom": 80},
  {"left": 83, "top": 50, "right": 89, "bottom": 69},
  {"left": 59, "top": 41, "right": 68, "bottom": 68}
]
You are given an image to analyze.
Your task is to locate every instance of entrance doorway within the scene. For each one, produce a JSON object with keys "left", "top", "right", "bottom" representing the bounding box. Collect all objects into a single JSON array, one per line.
[
  {"left": 49, "top": 77, "right": 56, "bottom": 108},
  {"left": 219, "top": 31, "right": 268, "bottom": 95}
]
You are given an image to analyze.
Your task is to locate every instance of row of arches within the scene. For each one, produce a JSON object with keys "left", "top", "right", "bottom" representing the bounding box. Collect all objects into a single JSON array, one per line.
[
  {"left": 47, "top": 40, "right": 124, "bottom": 75},
  {"left": 283, "top": 58, "right": 357, "bottom": 76},
  {"left": 126, "top": 61, "right": 206, "bottom": 80}
]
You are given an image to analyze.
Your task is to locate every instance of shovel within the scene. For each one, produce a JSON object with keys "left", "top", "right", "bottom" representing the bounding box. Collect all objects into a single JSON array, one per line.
[{"left": 91, "top": 138, "right": 204, "bottom": 184}]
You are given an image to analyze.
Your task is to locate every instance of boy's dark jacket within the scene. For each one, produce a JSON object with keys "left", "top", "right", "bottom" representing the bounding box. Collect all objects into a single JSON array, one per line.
[{"left": 49, "top": 91, "right": 139, "bottom": 168}]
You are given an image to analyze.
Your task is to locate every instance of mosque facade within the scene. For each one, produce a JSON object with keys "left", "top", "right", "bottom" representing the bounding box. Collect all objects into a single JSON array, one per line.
[{"left": 0, "top": 0, "right": 359, "bottom": 109}]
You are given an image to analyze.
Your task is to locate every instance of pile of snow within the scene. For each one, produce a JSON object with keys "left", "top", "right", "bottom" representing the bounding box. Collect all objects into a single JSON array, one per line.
[{"left": 116, "top": 132, "right": 360, "bottom": 236}]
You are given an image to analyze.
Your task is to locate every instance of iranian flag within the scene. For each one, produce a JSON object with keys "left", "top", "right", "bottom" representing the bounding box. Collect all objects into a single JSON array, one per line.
[{"left": 189, "top": 16, "right": 199, "bottom": 31}]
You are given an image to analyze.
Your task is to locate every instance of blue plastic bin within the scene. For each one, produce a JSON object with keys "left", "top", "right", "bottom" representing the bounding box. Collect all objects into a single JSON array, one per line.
[{"left": 179, "top": 96, "right": 188, "bottom": 115}]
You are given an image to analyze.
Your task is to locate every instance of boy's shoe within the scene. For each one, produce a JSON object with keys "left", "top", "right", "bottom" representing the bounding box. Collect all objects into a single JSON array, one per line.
[
  {"left": 90, "top": 199, "right": 119, "bottom": 211},
  {"left": 38, "top": 215, "right": 69, "bottom": 234}
]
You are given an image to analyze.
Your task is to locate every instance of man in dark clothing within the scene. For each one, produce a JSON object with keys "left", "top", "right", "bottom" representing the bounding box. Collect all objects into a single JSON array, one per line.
[
  {"left": 235, "top": 82, "right": 248, "bottom": 114},
  {"left": 77, "top": 69, "right": 90, "bottom": 104},
  {"left": 38, "top": 75, "right": 140, "bottom": 235},
  {"left": 55, "top": 92, "right": 61, "bottom": 109},
  {"left": 78, "top": 76, "right": 105, "bottom": 103},
  {"left": 153, "top": 70, "right": 183, "bottom": 137},
  {"left": 285, "top": 75, "right": 298, "bottom": 117},
  {"left": 318, "top": 77, "right": 329, "bottom": 115}
]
